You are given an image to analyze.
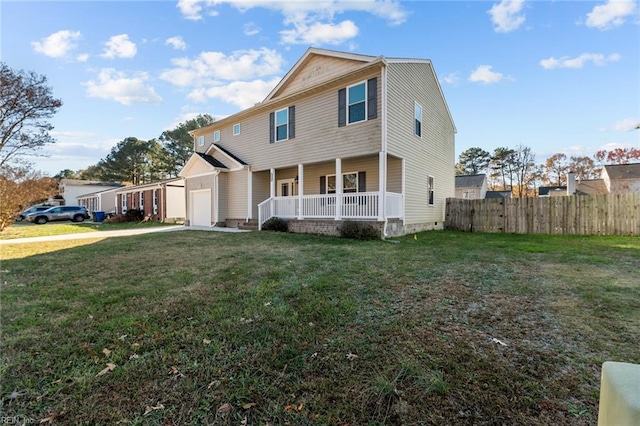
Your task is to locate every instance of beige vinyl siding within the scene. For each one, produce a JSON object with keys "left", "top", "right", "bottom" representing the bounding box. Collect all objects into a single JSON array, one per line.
[
  {"left": 386, "top": 62, "right": 455, "bottom": 225},
  {"left": 289, "top": 155, "right": 380, "bottom": 194},
  {"left": 200, "top": 70, "right": 382, "bottom": 172},
  {"left": 217, "top": 173, "right": 228, "bottom": 222},
  {"left": 387, "top": 156, "right": 403, "bottom": 193},
  {"left": 276, "top": 56, "right": 372, "bottom": 98},
  {"left": 252, "top": 171, "right": 271, "bottom": 218},
  {"left": 226, "top": 170, "right": 248, "bottom": 218},
  {"left": 211, "top": 151, "right": 231, "bottom": 168},
  {"left": 185, "top": 175, "right": 215, "bottom": 225}
]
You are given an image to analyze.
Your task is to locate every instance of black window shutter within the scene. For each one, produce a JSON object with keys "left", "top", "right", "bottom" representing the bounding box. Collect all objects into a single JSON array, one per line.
[
  {"left": 269, "top": 112, "right": 275, "bottom": 143},
  {"left": 338, "top": 88, "right": 346, "bottom": 127},
  {"left": 367, "top": 78, "right": 377, "bottom": 120},
  {"left": 358, "top": 171, "right": 366, "bottom": 192},
  {"left": 320, "top": 176, "right": 326, "bottom": 194},
  {"left": 288, "top": 106, "right": 295, "bottom": 139}
]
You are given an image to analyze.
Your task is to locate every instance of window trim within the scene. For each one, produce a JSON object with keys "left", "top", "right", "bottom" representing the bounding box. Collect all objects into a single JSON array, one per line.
[
  {"left": 213, "top": 130, "right": 221, "bottom": 142},
  {"left": 153, "top": 189, "right": 158, "bottom": 215},
  {"left": 233, "top": 123, "right": 241, "bottom": 136},
  {"left": 346, "top": 81, "right": 367, "bottom": 125},
  {"left": 326, "top": 171, "right": 359, "bottom": 194},
  {"left": 414, "top": 102, "right": 422, "bottom": 137},
  {"left": 428, "top": 176, "right": 435, "bottom": 206},
  {"left": 275, "top": 107, "right": 289, "bottom": 142},
  {"left": 198, "top": 136, "right": 204, "bottom": 146}
]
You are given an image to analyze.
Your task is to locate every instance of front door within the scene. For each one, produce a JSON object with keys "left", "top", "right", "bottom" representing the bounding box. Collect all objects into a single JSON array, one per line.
[{"left": 277, "top": 178, "right": 296, "bottom": 197}]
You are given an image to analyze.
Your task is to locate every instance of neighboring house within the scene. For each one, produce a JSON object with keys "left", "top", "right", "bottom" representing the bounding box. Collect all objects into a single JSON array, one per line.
[
  {"left": 538, "top": 186, "right": 567, "bottom": 197},
  {"left": 115, "top": 178, "right": 186, "bottom": 222},
  {"left": 180, "top": 48, "right": 456, "bottom": 237},
  {"left": 601, "top": 163, "right": 640, "bottom": 194},
  {"left": 485, "top": 190, "right": 512, "bottom": 199},
  {"left": 454, "top": 174, "right": 487, "bottom": 199},
  {"left": 77, "top": 187, "right": 120, "bottom": 215},
  {"left": 58, "top": 179, "right": 123, "bottom": 206}
]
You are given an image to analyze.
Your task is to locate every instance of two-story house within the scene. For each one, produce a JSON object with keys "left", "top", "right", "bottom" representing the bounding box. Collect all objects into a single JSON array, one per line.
[{"left": 179, "top": 48, "right": 456, "bottom": 237}]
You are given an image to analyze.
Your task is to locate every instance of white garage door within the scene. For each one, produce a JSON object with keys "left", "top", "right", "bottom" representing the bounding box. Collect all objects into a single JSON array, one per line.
[{"left": 191, "top": 190, "right": 211, "bottom": 227}]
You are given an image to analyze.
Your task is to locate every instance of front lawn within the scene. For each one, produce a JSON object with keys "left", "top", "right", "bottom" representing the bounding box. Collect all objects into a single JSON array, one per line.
[
  {"left": 1, "top": 231, "right": 638, "bottom": 424},
  {"left": 0, "top": 221, "right": 175, "bottom": 240}
]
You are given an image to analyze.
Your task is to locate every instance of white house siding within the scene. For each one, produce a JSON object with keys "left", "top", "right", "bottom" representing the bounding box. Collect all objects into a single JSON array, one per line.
[
  {"left": 166, "top": 184, "right": 186, "bottom": 219},
  {"left": 195, "top": 69, "right": 383, "bottom": 173},
  {"left": 226, "top": 170, "right": 248, "bottom": 219},
  {"left": 386, "top": 62, "right": 455, "bottom": 227}
]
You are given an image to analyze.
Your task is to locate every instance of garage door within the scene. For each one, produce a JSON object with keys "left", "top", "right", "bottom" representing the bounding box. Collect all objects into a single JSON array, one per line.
[{"left": 191, "top": 190, "right": 211, "bottom": 227}]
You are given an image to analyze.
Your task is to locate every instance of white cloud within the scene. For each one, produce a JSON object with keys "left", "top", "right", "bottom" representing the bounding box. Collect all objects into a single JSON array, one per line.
[
  {"left": 187, "top": 77, "right": 282, "bottom": 109},
  {"left": 488, "top": 0, "right": 526, "bottom": 33},
  {"left": 244, "top": 22, "right": 261, "bottom": 36},
  {"left": 281, "top": 20, "right": 358, "bottom": 44},
  {"left": 611, "top": 117, "right": 640, "bottom": 131},
  {"left": 540, "top": 53, "right": 621, "bottom": 69},
  {"left": 101, "top": 34, "right": 137, "bottom": 59},
  {"left": 442, "top": 72, "right": 461, "bottom": 85},
  {"left": 586, "top": 0, "right": 637, "bottom": 29},
  {"left": 76, "top": 53, "right": 89, "bottom": 62},
  {"left": 84, "top": 68, "right": 162, "bottom": 105},
  {"left": 469, "top": 65, "right": 508, "bottom": 84},
  {"left": 166, "top": 36, "right": 187, "bottom": 50},
  {"left": 32, "top": 30, "right": 81, "bottom": 58},
  {"left": 160, "top": 48, "right": 284, "bottom": 86},
  {"left": 176, "top": 0, "right": 407, "bottom": 44}
]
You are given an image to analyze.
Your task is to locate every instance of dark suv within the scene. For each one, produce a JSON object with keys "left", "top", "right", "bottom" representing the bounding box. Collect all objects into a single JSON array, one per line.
[{"left": 25, "top": 206, "right": 91, "bottom": 224}]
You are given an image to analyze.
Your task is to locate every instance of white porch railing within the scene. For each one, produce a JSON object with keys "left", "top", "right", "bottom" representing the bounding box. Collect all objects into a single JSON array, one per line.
[{"left": 258, "top": 192, "right": 403, "bottom": 229}]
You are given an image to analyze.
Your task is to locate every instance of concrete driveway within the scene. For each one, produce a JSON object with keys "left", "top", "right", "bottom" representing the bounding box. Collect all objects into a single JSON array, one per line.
[{"left": 0, "top": 225, "right": 248, "bottom": 245}]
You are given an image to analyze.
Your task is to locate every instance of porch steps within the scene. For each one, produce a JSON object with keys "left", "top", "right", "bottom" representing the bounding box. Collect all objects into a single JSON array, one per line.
[{"left": 237, "top": 220, "right": 258, "bottom": 231}]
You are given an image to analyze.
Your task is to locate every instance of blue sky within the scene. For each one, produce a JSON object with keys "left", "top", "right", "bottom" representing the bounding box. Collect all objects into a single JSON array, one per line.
[{"left": 2, "top": 0, "right": 638, "bottom": 176}]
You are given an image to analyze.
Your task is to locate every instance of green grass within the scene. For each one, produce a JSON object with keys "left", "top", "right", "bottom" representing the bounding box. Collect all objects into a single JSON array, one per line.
[
  {"left": 1, "top": 230, "right": 638, "bottom": 424},
  {"left": 0, "top": 221, "right": 175, "bottom": 240}
]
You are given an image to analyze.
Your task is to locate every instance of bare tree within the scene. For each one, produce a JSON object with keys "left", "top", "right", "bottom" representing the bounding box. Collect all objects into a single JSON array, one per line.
[
  {"left": 0, "top": 165, "right": 57, "bottom": 231},
  {"left": 542, "top": 153, "right": 568, "bottom": 186},
  {"left": 0, "top": 63, "right": 62, "bottom": 167}
]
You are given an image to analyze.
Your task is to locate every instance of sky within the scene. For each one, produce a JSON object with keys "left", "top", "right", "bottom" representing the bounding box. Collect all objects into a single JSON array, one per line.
[{"left": 2, "top": 0, "right": 639, "bottom": 176}]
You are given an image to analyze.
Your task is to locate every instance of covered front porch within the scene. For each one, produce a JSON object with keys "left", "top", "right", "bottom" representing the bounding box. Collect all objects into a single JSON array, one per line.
[{"left": 256, "top": 153, "right": 404, "bottom": 229}]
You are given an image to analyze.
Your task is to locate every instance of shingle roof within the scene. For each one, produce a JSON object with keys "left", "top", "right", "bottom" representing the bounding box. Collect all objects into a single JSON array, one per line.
[
  {"left": 455, "top": 174, "right": 486, "bottom": 188},
  {"left": 538, "top": 186, "right": 566, "bottom": 196},
  {"left": 485, "top": 191, "right": 511, "bottom": 199},
  {"left": 196, "top": 152, "right": 228, "bottom": 169},
  {"left": 603, "top": 163, "right": 640, "bottom": 180},
  {"left": 575, "top": 179, "right": 608, "bottom": 195},
  {"left": 213, "top": 144, "right": 248, "bottom": 166}
]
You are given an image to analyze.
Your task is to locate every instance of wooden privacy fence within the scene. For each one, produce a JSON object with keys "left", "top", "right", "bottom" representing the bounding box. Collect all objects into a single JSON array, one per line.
[{"left": 445, "top": 194, "right": 640, "bottom": 236}]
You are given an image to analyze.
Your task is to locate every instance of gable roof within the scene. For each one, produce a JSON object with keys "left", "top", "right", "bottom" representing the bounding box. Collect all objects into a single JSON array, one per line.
[
  {"left": 603, "top": 163, "right": 640, "bottom": 180},
  {"left": 60, "top": 179, "right": 123, "bottom": 187},
  {"left": 207, "top": 143, "right": 248, "bottom": 166},
  {"left": 575, "top": 179, "right": 608, "bottom": 195},
  {"left": 485, "top": 191, "right": 512, "bottom": 199},
  {"left": 539, "top": 186, "right": 567, "bottom": 196},
  {"left": 455, "top": 174, "right": 486, "bottom": 188},
  {"left": 196, "top": 152, "right": 227, "bottom": 169}
]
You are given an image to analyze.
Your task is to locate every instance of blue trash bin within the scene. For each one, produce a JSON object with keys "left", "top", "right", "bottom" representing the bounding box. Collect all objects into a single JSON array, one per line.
[{"left": 94, "top": 211, "right": 105, "bottom": 222}]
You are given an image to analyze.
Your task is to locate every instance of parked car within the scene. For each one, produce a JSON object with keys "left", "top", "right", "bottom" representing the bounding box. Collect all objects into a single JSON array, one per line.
[
  {"left": 16, "top": 205, "right": 52, "bottom": 221},
  {"left": 25, "top": 206, "right": 91, "bottom": 224}
]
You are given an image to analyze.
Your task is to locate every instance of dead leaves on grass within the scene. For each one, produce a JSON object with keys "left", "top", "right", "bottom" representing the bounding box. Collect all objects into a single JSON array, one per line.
[
  {"left": 96, "top": 363, "right": 116, "bottom": 377},
  {"left": 144, "top": 403, "right": 165, "bottom": 416}
]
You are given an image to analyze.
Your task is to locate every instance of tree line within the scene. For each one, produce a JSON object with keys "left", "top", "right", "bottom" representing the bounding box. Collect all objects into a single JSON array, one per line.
[{"left": 456, "top": 146, "right": 640, "bottom": 197}]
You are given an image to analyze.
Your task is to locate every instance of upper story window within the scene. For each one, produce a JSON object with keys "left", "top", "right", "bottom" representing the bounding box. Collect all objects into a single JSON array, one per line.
[
  {"left": 214, "top": 130, "right": 221, "bottom": 142},
  {"left": 415, "top": 102, "right": 422, "bottom": 137},
  {"left": 348, "top": 82, "right": 366, "bottom": 124},
  {"left": 269, "top": 106, "right": 295, "bottom": 143},
  {"left": 233, "top": 123, "right": 241, "bottom": 136},
  {"left": 338, "top": 78, "right": 377, "bottom": 127},
  {"left": 198, "top": 136, "right": 204, "bottom": 146},
  {"left": 275, "top": 108, "right": 288, "bottom": 141}
]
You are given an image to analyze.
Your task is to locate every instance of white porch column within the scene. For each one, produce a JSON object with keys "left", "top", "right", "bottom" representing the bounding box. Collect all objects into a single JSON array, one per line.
[
  {"left": 269, "top": 168, "right": 275, "bottom": 198},
  {"left": 335, "top": 158, "right": 342, "bottom": 220},
  {"left": 378, "top": 152, "right": 386, "bottom": 221},
  {"left": 246, "top": 168, "right": 252, "bottom": 220},
  {"left": 297, "top": 164, "right": 304, "bottom": 220}
]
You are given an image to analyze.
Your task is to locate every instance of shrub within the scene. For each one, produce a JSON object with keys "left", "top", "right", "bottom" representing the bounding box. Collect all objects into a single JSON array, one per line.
[
  {"left": 338, "top": 221, "right": 380, "bottom": 240},
  {"left": 104, "top": 214, "right": 127, "bottom": 224},
  {"left": 125, "top": 209, "right": 144, "bottom": 222},
  {"left": 262, "top": 217, "right": 289, "bottom": 232}
]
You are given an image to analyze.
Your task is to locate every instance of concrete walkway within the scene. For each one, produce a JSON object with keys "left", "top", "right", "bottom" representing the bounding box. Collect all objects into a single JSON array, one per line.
[{"left": 0, "top": 225, "right": 249, "bottom": 245}]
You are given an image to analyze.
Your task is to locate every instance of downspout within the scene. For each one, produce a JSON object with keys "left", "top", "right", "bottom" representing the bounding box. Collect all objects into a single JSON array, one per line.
[{"left": 381, "top": 59, "right": 389, "bottom": 238}]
